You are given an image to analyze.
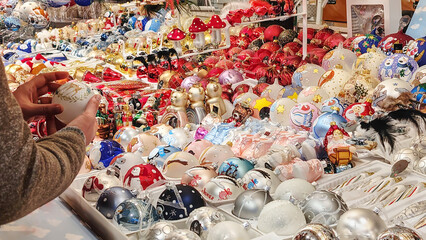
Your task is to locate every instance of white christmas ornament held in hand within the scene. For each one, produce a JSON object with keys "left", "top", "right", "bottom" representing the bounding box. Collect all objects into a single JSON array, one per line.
[{"left": 52, "top": 81, "right": 95, "bottom": 124}]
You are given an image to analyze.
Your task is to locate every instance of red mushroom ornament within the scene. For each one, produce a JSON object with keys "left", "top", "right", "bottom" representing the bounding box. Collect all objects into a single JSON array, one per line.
[
  {"left": 207, "top": 15, "right": 226, "bottom": 46},
  {"left": 167, "top": 27, "right": 186, "bottom": 55},
  {"left": 189, "top": 17, "right": 209, "bottom": 50}
]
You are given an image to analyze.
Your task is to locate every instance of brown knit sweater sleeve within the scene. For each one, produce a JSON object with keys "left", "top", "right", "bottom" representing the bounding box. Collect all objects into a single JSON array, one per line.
[{"left": 0, "top": 61, "right": 86, "bottom": 225}]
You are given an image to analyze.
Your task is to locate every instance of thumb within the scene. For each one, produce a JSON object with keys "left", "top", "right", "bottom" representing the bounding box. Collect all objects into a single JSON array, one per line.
[
  {"left": 28, "top": 103, "right": 63, "bottom": 117},
  {"left": 83, "top": 95, "right": 101, "bottom": 116}
]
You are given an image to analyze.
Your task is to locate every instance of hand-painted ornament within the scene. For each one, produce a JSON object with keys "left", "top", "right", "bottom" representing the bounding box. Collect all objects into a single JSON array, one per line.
[
  {"left": 297, "top": 86, "right": 330, "bottom": 110},
  {"left": 378, "top": 30, "right": 414, "bottom": 55},
  {"left": 186, "top": 207, "right": 225, "bottom": 238},
  {"left": 358, "top": 33, "right": 382, "bottom": 54},
  {"left": 290, "top": 103, "right": 320, "bottom": 131},
  {"left": 379, "top": 53, "right": 419, "bottom": 82},
  {"left": 311, "top": 109, "right": 347, "bottom": 139},
  {"left": 274, "top": 178, "right": 315, "bottom": 201},
  {"left": 110, "top": 152, "right": 146, "bottom": 177},
  {"left": 218, "top": 69, "right": 243, "bottom": 85},
  {"left": 181, "top": 166, "right": 217, "bottom": 192},
  {"left": 258, "top": 200, "right": 306, "bottom": 236},
  {"left": 261, "top": 80, "right": 283, "bottom": 100},
  {"left": 351, "top": 35, "right": 367, "bottom": 56},
  {"left": 218, "top": 157, "right": 254, "bottom": 179},
  {"left": 412, "top": 84, "right": 426, "bottom": 104},
  {"left": 300, "top": 190, "right": 348, "bottom": 225},
  {"left": 353, "top": 47, "right": 387, "bottom": 79},
  {"left": 201, "top": 175, "right": 243, "bottom": 202},
  {"left": 199, "top": 144, "right": 235, "bottom": 166},
  {"left": 89, "top": 140, "right": 125, "bottom": 169},
  {"left": 240, "top": 168, "right": 280, "bottom": 193},
  {"left": 322, "top": 45, "right": 357, "bottom": 72},
  {"left": 82, "top": 169, "right": 121, "bottom": 201},
  {"left": 52, "top": 81, "right": 94, "bottom": 124},
  {"left": 280, "top": 85, "right": 303, "bottom": 101},
  {"left": 148, "top": 145, "right": 181, "bottom": 169},
  {"left": 157, "top": 184, "right": 205, "bottom": 221},
  {"left": 123, "top": 164, "right": 165, "bottom": 191},
  {"left": 162, "top": 128, "right": 192, "bottom": 149},
  {"left": 292, "top": 64, "right": 326, "bottom": 88},
  {"left": 161, "top": 151, "right": 198, "bottom": 180},
  {"left": 127, "top": 133, "right": 161, "bottom": 156},
  {"left": 232, "top": 189, "right": 272, "bottom": 219},
  {"left": 410, "top": 65, "right": 426, "bottom": 86},
  {"left": 96, "top": 187, "right": 134, "bottom": 219},
  {"left": 336, "top": 208, "right": 386, "bottom": 240},
  {"left": 5, "top": 16, "right": 20, "bottom": 31},
  {"left": 206, "top": 221, "right": 250, "bottom": 240},
  {"left": 321, "top": 97, "right": 344, "bottom": 114},
  {"left": 112, "top": 126, "right": 139, "bottom": 150},
  {"left": 113, "top": 198, "right": 160, "bottom": 231},
  {"left": 343, "top": 101, "right": 375, "bottom": 122},
  {"left": 405, "top": 37, "right": 426, "bottom": 67},
  {"left": 372, "top": 78, "right": 413, "bottom": 111},
  {"left": 28, "top": 7, "right": 49, "bottom": 29},
  {"left": 292, "top": 223, "right": 338, "bottom": 240},
  {"left": 318, "top": 66, "right": 351, "bottom": 97},
  {"left": 269, "top": 98, "right": 296, "bottom": 126}
]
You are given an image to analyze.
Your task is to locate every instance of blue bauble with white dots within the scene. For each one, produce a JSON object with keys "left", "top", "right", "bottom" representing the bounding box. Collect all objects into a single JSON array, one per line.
[
  {"left": 144, "top": 18, "right": 161, "bottom": 32},
  {"left": 157, "top": 184, "right": 205, "bottom": 221},
  {"left": 96, "top": 187, "right": 134, "bottom": 219},
  {"left": 113, "top": 198, "right": 160, "bottom": 231}
]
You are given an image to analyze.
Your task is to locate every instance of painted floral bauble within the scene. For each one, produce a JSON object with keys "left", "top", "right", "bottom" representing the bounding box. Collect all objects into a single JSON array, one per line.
[
  {"left": 292, "top": 63, "right": 326, "bottom": 88},
  {"left": 353, "top": 47, "right": 387, "bottom": 79},
  {"left": 410, "top": 65, "right": 426, "bottom": 86},
  {"left": 322, "top": 45, "right": 357, "bottom": 72},
  {"left": 318, "top": 67, "right": 351, "bottom": 97},
  {"left": 405, "top": 37, "right": 426, "bottom": 67},
  {"left": 372, "top": 78, "right": 413, "bottom": 111},
  {"left": 264, "top": 25, "right": 284, "bottom": 42},
  {"left": 270, "top": 98, "right": 296, "bottom": 126},
  {"left": 378, "top": 30, "right": 414, "bottom": 55},
  {"left": 290, "top": 103, "right": 320, "bottom": 131},
  {"left": 297, "top": 86, "right": 330, "bottom": 110},
  {"left": 378, "top": 53, "right": 419, "bottom": 82},
  {"left": 52, "top": 81, "right": 94, "bottom": 124}
]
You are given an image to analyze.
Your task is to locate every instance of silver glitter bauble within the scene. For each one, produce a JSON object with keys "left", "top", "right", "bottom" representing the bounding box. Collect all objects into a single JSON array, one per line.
[
  {"left": 336, "top": 208, "right": 386, "bottom": 240},
  {"left": 300, "top": 190, "right": 348, "bottom": 226},
  {"left": 232, "top": 189, "right": 273, "bottom": 219},
  {"left": 165, "top": 229, "right": 201, "bottom": 240},
  {"left": 206, "top": 221, "right": 250, "bottom": 240},
  {"left": 377, "top": 226, "right": 422, "bottom": 240},
  {"left": 141, "top": 221, "right": 177, "bottom": 240},
  {"left": 292, "top": 223, "right": 338, "bottom": 240},
  {"left": 186, "top": 207, "right": 226, "bottom": 239}
]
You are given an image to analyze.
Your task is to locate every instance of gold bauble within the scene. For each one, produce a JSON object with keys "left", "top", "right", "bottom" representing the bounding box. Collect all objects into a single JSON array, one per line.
[
  {"left": 31, "top": 63, "right": 47, "bottom": 75},
  {"left": 5, "top": 64, "right": 25, "bottom": 75},
  {"left": 112, "top": 55, "right": 125, "bottom": 67},
  {"left": 105, "top": 53, "right": 116, "bottom": 64},
  {"left": 205, "top": 32, "right": 212, "bottom": 45}
]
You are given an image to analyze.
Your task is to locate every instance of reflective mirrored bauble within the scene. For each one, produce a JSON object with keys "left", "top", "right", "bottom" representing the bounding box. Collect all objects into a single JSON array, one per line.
[
  {"left": 186, "top": 206, "right": 226, "bottom": 239},
  {"left": 96, "top": 187, "right": 134, "bottom": 219},
  {"left": 113, "top": 198, "right": 160, "bottom": 231},
  {"left": 232, "top": 189, "right": 272, "bottom": 219},
  {"left": 300, "top": 190, "right": 348, "bottom": 226},
  {"left": 292, "top": 223, "right": 338, "bottom": 240},
  {"left": 336, "top": 208, "right": 386, "bottom": 240},
  {"left": 257, "top": 200, "right": 307, "bottom": 236},
  {"left": 142, "top": 221, "right": 177, "bottom": 240},
  {"left": 377, "top": 226, "right": 422, "bottom": 240}
]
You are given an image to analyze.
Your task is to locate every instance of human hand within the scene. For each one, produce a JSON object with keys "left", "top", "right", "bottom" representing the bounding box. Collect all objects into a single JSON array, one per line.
[
  {"left": 13, "top": 71, "right": 69, "bottom": 122},
  {"left": 67, "top": 95, "right": 101, "bottom": 145}
]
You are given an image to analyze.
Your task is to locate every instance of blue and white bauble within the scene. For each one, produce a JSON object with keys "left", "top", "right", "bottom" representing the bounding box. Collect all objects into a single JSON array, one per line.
[
  {"left": 113, "top": 198, "right": 160, "bottom": 231},
  {"left": 379, "top": 53, "right": 419, "bottom": 82},
  {"left": 144, "top": 18, "right": 161, "bottom": 32},
  {"left": 5, "top": 16, "right": 21, "bottom": 31},
  {"left": 127, "top": 16, "right": 137, "bottom": 30},
  {"left": 311, "top": 110, "right": 347, "bottom": 139},
  {"left": 147, "top": 145, "right": 181, "bottom": 169},
  {"left": 89, "top": 140, "right": 125, "bottom": 169},
  {"left": 412, "top": 85, "right": 426, "bottom": 104},
  {"left": 321, "top": 97, "right": 344, "bottom": 114},
  {"left": 47, "top": 0, "right": 70, "bottom": 8},
  {"left": 218, "top": 157, "right": 255, "bottom": 180},
  {"left": 135, "top": 16, "right": 149, "bottom": 31}
]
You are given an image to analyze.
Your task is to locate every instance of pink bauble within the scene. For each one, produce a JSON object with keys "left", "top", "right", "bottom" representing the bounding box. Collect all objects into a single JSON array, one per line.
[
  {"left": 184, "top": 139, "right": 214, "bottom": 159},
  {"left": 218, "top": 69, "right": 244, "bottom": 85},
  {"left": 181, "top": 75, "right": 201, "bottom": 91}
]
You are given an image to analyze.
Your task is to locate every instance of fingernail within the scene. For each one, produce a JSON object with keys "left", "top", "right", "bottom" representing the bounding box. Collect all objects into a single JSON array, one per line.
[
  {"left": 94, "top": 94, "right": 101, "bottom": 101},
  {"left": 55, "top": 104, "right": 63, "bottom": 113}
]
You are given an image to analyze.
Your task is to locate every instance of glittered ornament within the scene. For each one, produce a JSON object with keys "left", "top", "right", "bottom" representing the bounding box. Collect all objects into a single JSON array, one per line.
[
  {"left": 270, "top": 98, "right": 296, "bottom": 126},
  {"left": 300, "top": 190, "right": 348, "bottom": 225},
  {"left": 260, "top": 41, "right": 281, "bottom": 52},
  {"left": 278, "top": 29, "right": 297, "bottom": 47},
  {"left": 353, "top": 47, "right": 387, "bottom": 79},
  {"left": 206, "top": 221, "right": 250, "bottom": 240},
  {"left": 157, "top": 184, "right": 205, "bottom": 221},
  {"left": 232, "top": 189, "right": 272, "bottom": 219},
  {"left": 290, "top": 103, "right": 320, "bottom": 131},
  {"left": 336, "top": 208, "right": 386, "bottom": 240},
  {"left": 293, "top": 223, "right": 338, "bottom": 240},
  {"left": 358, "top": 33, "right": 382, "bottom": 54},
  {"left": 258, "top": 200, "right": 307, "bottom": 236},
  {"left": 274, "top": 178, "right": 315, "bottom": 201},
  {"left": 113, "top": 198, "right": 160, "bottom": 231},
  {"left": 96, "top": 187, "right": 134, "bottom": 219},
  {"left": 186, "top": 207, "right": 225, "bottom": 238},
  {"left": 379, "top": 53, "right": 419, "bottom": 82},
  {"left": 318, "top": 66, "right": 351, "bottom": 97},
  {"left": 405, "top": 37, "right": 426, "bottom": 67},
  {"left": 322, "top": 45, "right": 357, "bottom": 72},
  {"left": 283, "top": 42, "right": 302, "bottom": 56},
  {"left": 292, "top": 63, "right": 326, "bottom": 88},
  {"left": 311, "top": 27, "right": 334, "bottom": 47},
  {"left": 324, "top": 32, "right": 346, "bottom": 50},
  {"left": 297, "top": 86, "right": 330, "bottom": 110}
]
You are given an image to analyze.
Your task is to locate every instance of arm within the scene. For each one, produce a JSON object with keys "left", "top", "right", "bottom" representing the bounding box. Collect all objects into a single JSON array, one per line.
[{"left": 0, "top": 61, "right": 95, "bottom": 225}]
